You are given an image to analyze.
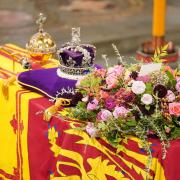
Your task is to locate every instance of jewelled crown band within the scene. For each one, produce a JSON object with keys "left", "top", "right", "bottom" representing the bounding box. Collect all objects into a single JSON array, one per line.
[{"left": 59, "top": 63, "right": 93, "bottom": 76}]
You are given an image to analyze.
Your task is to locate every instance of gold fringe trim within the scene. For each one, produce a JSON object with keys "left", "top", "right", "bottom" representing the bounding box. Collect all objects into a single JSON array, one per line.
[
  {"left": 2, "top": 76, "right": 16, "bottom": 100},
  {"left": 43, "top": 98, "right": 71, "bottom": 122}
]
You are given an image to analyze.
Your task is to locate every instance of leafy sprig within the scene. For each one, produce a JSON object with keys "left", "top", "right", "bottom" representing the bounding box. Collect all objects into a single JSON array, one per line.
[{"left": 152, "top": 44, "right": 169, "bottom": 63}]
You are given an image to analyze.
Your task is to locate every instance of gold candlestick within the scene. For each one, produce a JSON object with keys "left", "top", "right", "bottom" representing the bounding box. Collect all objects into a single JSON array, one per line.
[{"left": 136, "top": 0, "right": 178, "bottom": 63}]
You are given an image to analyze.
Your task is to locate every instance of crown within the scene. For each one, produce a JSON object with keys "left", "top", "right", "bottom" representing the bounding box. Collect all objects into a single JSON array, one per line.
[{"left": 57, "top": 28, "right": 96, "bottom": 78}]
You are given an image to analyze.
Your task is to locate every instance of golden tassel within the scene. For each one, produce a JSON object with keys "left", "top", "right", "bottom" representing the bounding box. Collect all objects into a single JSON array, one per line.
[
  {"left": 43, "top": 98, "right": 71, "bottom": 122},
  {"left": 2, "top": 76, "right": 16, "bottom": 100}
]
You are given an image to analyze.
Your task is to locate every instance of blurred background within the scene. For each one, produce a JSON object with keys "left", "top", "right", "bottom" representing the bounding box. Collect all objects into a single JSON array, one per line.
[{"left": 0, "top": 0, "right": 179, "bottom": 65}]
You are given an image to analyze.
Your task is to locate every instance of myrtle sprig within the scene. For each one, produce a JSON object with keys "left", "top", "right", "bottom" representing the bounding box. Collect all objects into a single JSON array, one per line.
[{"left": 112, "top": 44, "right": 124, "bottom": 65}]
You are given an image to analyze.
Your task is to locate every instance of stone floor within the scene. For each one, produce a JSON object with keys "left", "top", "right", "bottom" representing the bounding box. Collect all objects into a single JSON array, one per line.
[{"left": 0, "top": 0, "right": 179, "bottom": 67}]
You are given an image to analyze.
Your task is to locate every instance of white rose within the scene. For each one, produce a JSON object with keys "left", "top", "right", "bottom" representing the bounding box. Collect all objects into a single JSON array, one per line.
[
  {"left": 141, "top": 94, "right": 153, "bottom": 105},
  {"left": 131, "top": 81, "right": 146, "bottom": 94}
]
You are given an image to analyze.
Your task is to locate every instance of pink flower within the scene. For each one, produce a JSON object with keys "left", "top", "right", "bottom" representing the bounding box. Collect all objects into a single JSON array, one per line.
[
  {"left": 107, "top": 65, "right": 124, "bottom": 77},
  {"left": 176, "top": 81, "right": 180, "bottom": 93},
  {"left": 113, "top": 106, "right": 129, "bottom": 118},
  {"left": 136, "top": 75, "right": 150, "bottom": 83},
  {"left": 106, "top": 75, "right": 118, "bottom": 89},
  {"left": 131, "top": 81, "right": 146, "bottom": 95},
  {"left": 176, "top": 77, "right": 180, "bottom": 83},
  {"left": 87, "top": 99, "right": 99, "bottom": 110},
  {"left": 165, "top": 127, "right": 171, "bottom": 134},
  {"left": 147, "top": 130, "right": 155, "bottom": 135},
  {"left": 141, "top": 94, "right": 153, "bottom": 105},
  {"left": 169, "top": 102, "right": 180, "bottom": 117},
  {"left": 86, "top": 122, "right": 98, "bottom": 137},
  {"left": 166, "top": 90, "right": 176, "bottom": 102},
  {"left": 100, "top": 109, "right": 112, "bottom": 121}
]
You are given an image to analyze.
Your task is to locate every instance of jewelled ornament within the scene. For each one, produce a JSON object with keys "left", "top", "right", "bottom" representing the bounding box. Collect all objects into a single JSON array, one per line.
[
  {"left": 26, "top": 13, "right": 57, "bottom": 63},
  {"left": 57, "top": 27, "right": 96, "bottom": 79}
]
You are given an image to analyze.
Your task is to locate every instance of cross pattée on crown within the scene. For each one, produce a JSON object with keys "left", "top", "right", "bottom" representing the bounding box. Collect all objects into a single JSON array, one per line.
[
  {"left": 36, "top": 13, "right": 47, "bottom": 33},
  {"left": 71, "top": 27, "right": 81, "bottom": 46}
]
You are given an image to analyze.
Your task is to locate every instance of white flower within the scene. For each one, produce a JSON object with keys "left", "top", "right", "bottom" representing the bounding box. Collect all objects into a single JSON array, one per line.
[
  {"left": 82, "top": 96, "right": 89, "bottom": 102},
  {"left": 131, "top": 81, "right": 146, "bottom": 94},
  {"left": 141, "top": 94, "right": 153, "bottom": 105}
]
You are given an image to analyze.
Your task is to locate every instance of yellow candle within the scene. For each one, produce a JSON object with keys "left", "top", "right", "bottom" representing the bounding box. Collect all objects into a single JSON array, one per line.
[{"left": 153, "top": 0, "right": 166, "bottom": 37}]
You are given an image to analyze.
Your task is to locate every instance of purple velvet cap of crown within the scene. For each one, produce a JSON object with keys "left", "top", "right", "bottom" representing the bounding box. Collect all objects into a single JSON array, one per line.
[{"left": 59, "top": 44, "right": 96, "bottom": 68}]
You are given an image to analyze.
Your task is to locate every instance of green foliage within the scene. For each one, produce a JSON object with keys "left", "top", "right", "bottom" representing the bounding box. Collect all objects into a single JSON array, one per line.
[
  {"left": 170, "top": 127, "right": 180, "bottom": 139},
  {"left": 69, "top": 101, "right": 97, "bottom": 121},
  {"left": 145, "top": 83, "right": 153, "bottom": 94},
  {"left": 152, "top": 44, "right": 168, "bottom": 63},
  {"left": 166, "top": 70, "right": 176, "bottom": 88},
  {"left": 126, "top": 119, "right": 137, "bottom": 127}
]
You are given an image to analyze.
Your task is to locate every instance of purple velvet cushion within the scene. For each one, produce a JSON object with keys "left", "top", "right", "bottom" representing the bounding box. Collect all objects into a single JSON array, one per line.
[
  {"left": 17, "top": 64, "right": 103, "bottom": 100},
  {"left": 17, "top": 68, "right": 77, "bottom": 99}
]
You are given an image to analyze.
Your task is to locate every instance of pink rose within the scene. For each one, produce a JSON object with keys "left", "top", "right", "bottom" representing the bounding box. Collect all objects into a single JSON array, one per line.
[
  {"left": 136, "top": 75, "right": 150, "bottom": 83},
  {"left": 141, "top": 94, "right": 153, "bottom": 105},
  {"left": 86, "top": 122, "right": 98, "bottom": 137},
  {"left": 107, "top": 65, "right": 124, "bottom": 77},
  {"left": 131, "top": 81, "right": 146, "bottom": 95},
  {"left": 176, "top": 81, "right": 180, "bottom": 93},
  {"left": 166, "top": 90, "right": 176, "bottom": 102},
  {"left": 100, "top": 109, "right": 112, "bottom": 121},
  {"left": 169, "top": 102, "right": 180, "bottom": 117},
  {"left": 106, "top": 75, "right": 118, "bottom": 89},
  {"left": 113, "top": 106, "right": 129, "bottom": 118},
  {"left": 87, "top": 99, "right": 99, "bottom": 110}
]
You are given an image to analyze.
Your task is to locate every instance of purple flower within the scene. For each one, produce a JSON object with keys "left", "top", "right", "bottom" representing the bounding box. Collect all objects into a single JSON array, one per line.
[
  {"left": 86, "top": 122, "right": 98, "bottom": 137},
  {"left": 113, "top": 106, "right": 130, "bottom": 118},
  {"left": 87, "top": 99, "right": 99, "bottom": 110},
  {"left": 105, "top": 98, "right": 116, "bottom": 110}
]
